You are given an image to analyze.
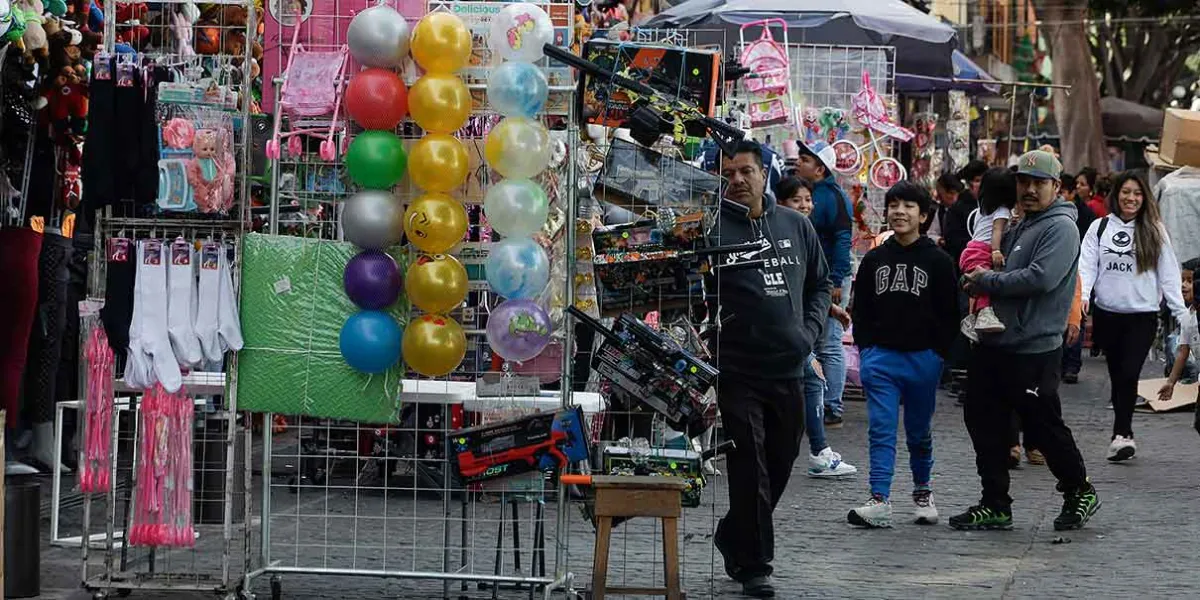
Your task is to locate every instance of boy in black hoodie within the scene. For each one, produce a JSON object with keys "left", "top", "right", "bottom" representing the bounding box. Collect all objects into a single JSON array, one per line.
[
  {"left": 710, "top": 141, "right": 832, "bottom": 598},
  {"left": 847, "top": 182, "right": 959, "bottom": 528}
]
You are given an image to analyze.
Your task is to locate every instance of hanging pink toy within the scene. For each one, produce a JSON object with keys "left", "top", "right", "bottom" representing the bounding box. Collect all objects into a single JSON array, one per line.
[{"left": 81, "top": 326, "right": 115, "bottom": 493}]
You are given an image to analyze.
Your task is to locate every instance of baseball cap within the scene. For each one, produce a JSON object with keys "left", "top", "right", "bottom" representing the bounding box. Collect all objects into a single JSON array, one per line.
[
  {"left": 1016, "top": 150, "right": 1063, "bottom": 180},
  {"left": 797, "top": 140, "right": 838, "bottom": 174}
]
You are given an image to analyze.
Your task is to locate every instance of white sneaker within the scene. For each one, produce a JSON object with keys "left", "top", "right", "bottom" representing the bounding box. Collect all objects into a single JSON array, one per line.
[
  {"left": 848, "top": 495, "right": 892, "bottom": 528},
  {"left": 807, "top": 447, "right": 858, "bottom": 478},
  {"left": 913, "top": 490, "right": 938, "bottom": 524},
  {"left": 960, "top": 314, "right": 980, "bottom": 342},
  {"left": 1107, "top": 436, "right": 1137, "bottom": 462},
  {"left": 974, "top": 306, "right": 1006, "bottom": 333}
]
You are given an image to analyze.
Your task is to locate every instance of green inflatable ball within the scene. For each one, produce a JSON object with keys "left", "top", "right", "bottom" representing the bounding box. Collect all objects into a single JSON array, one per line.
[{"left": 345, "top": 131, "right": 408, "bottom": 190}]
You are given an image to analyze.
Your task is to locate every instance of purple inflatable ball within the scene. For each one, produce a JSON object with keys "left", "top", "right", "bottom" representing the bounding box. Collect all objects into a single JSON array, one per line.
[
  {"left": 485, "top": 298, "right": 552, "bottom": 363},
  {"left": 344, "top": 250, "right": 402, "bottom": 310}
]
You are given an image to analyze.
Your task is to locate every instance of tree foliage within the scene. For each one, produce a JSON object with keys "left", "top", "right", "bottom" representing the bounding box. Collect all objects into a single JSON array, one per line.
[{"left": 1088, "top": 0, "right": 1200, "bottom": 106}]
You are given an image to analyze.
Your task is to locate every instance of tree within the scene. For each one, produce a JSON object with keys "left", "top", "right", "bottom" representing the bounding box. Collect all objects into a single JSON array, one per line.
[
  {"left": 1089, "top": 0, "right": 1200, "bottom": 107},
  {"left": 1032, "top": 0, "right": 1108, "bottom": 173}
]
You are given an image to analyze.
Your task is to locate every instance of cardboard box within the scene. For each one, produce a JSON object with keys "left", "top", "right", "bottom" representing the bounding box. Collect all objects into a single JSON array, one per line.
[{"left": 1160, "top": 109, "right": 1200, "bottom": 167}]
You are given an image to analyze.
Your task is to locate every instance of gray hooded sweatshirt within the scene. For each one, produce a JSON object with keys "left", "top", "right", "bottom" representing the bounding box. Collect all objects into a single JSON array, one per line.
[{"left": 973, "top": 199, "right": 1080, "bottom": 354}]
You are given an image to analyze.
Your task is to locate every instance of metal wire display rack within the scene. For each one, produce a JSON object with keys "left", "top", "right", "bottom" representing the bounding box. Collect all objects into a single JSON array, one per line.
[{"left": 75, "top": 0, "right": 259, "bottom": 596}]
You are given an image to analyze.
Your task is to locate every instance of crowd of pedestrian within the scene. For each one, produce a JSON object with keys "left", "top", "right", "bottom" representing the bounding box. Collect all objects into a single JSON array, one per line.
[{"left": 705, "top": 140, "right": 1199, "bottom": 598}]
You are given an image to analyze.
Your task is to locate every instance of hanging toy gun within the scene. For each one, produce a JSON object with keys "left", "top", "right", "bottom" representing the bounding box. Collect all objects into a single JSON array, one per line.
[
  {"left": 568, "top": 306, "right": 719, "bottom": 435},
  {"left": 543, "top": 44, "right": 745, "bottom": 156}
]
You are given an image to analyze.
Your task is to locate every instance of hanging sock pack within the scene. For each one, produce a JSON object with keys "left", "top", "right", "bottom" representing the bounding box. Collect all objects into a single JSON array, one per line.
[
  {"left": 100, "top": 238, "right": 136, "bottom": 364},
  {"left": 196, "top": 242, "right": 242, "bottom": 363},
  {"left": 127, "top": 239, "right": 182, "bottom": 392},
  {"left": 167, "top": 238, "right": 203, "bottom": 366}
]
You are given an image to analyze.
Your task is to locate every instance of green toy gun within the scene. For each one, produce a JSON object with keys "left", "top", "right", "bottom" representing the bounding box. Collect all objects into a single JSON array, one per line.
[{"left": 542, "top": 44, "right": 745, "bottom": 156}]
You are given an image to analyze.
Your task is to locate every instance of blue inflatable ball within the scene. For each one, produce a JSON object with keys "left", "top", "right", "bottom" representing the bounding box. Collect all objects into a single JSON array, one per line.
[
  {"left": 486, "top": 61, "right": 549, "bottom": 119},
  {"left": 339, "top": 310, "right": 403, "bottom": 374},
  {"left": 485, "top": 237, "right": 550, "bottom": 300}
]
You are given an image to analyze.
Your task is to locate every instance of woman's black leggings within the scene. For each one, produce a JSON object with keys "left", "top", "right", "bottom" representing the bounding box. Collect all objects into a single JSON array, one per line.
[{"left": 1093, "top": 307, "right": 1158, "bottom": 438}]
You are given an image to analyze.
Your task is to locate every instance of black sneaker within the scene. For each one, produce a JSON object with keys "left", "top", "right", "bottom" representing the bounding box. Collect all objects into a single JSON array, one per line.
[
  {"left": 742, "top": 575, "right": 775, "bottom": 598},
  {"left": 1063, "top": 372, "right": 1079, "bottom": 384},
  {"left": 1054, "top": 483, "right": 1101, "bottom": 531},
  {"left": 824, "top": 412, "right": 844, "bottom": 428},
  {"left": 948, "top": 504, "right": 1014, "bottom": 531}
]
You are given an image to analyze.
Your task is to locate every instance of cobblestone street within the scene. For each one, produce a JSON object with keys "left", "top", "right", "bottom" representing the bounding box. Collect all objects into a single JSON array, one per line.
[{"left": 39, "top": 354, "right": 1200, "bottom": 599}]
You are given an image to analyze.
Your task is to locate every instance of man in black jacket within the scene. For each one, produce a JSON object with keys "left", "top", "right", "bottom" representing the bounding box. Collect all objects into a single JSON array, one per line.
[{"left": 710, "top": 141, "right": 832, "bottom": 598}]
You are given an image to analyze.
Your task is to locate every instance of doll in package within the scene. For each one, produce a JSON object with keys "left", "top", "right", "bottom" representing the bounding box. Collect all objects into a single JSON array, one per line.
[{"left": 156, "top": 103, "right": 236, "bottom": 214}]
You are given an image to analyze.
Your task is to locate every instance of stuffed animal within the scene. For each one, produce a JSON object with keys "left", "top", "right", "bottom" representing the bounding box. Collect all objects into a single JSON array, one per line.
[
  {"left": 170, "top": 8, "right": 194, "bottom": 56},
  {"left": 114, "top": 1, "right": 149, "bottom": 47},
  {"left": 41, "top": 68, "right": 88, "bottom": 138},
  {"left": 15, "top": 0, "right": 47, "bottom": 63},
  {"left": 46, "top": 29, "right": 84, "bottom": 83},
  {"left": 44, "top": 0, "right": 65, "bottom": 16}
]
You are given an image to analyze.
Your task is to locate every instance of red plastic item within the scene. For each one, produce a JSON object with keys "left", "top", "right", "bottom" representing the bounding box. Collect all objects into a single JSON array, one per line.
[{"left": 345, "top": 68, "right": 409, "bottom": 131}]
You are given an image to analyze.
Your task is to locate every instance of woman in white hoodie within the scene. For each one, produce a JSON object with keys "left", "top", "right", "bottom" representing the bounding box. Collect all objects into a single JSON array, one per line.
[{"left": 1080, "top": 172, "right": 1189, "bottom": 462}]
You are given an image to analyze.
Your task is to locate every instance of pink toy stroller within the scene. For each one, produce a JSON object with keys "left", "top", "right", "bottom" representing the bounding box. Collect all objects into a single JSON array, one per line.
[{"left": 265, "top": 9, "right": 350, "bottom": 161}]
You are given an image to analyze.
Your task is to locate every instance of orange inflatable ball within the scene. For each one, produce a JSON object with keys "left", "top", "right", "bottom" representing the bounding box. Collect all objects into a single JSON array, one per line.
[{"left": 346, "top": 68, "right": 409, "bottom": 131}]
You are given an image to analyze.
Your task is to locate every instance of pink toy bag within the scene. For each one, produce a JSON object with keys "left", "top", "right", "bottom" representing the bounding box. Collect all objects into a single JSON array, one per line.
[
  {"left": 128, "top": 384, "right": 195, "bottom": 548},
  {"left": 81, "top": 324, "right": 115, "bottom": 493}
]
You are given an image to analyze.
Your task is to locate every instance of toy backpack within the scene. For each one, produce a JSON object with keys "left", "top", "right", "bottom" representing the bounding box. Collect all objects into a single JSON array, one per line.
[{"left": 739, "top": 20, "right": 791, "bottom": 128}]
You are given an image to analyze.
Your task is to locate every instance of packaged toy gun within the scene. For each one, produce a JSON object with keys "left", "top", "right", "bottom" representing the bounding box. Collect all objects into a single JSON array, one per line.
[
  {"left": 542, "top": 44, "right": 745, "bottom": 155},
  {"left": 451, "top": 406, "right": 590, "bottom": 483},
  {"left": 567, "top": 306, "right": 719, "bottom": 434}
]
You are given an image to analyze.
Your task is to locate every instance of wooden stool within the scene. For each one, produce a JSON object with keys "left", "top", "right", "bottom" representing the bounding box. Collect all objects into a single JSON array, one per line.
[{"left": 589, "top": 475, "right": 687, "bottom": 600}]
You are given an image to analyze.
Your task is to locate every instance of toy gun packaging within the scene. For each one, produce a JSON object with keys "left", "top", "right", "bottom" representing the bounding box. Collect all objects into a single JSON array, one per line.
[
  {"left": 542, "top": 43, "right": 744, "bottom": 155},
  {"left": 567, "top": 307, "right": 718, "bottom": 434},
  {"left": 451, "top": 406, "right": 590, "bottom": 484}
]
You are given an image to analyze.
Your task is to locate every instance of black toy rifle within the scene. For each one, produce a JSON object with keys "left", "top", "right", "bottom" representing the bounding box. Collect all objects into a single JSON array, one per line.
[{"left": 543, "top": 44, "right": 745, "bottom": 155}]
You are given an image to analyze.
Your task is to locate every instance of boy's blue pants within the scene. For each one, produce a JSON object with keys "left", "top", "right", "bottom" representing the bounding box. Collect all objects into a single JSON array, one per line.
[{"left": 859, "top": 346, "right": 943, "bottom": 500}]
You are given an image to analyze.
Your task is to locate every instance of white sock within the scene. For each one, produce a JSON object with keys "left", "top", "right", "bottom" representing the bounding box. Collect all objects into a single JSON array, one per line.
[
  {"left": 195, "top": 242, "right": 222, "bottom": 363},
  {"left": 216, "top": 247, "right": 243, "bottom": 353},
  {"left": 137, "top": 239, "right": 182, "bottom": 392},
  {"left": 124, "top": 241, "right": 152, "bottom": 388},
  {"left": 167, "top": 240, "right": 203, "bottom": 366}
]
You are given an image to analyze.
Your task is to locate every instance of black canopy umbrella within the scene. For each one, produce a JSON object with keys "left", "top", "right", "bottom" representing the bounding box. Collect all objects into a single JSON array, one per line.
[{"left": 643, "top": 0, "right": 957, "bottom": 78}]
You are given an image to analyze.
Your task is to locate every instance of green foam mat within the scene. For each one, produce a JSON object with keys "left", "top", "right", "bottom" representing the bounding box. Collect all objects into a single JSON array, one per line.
[{"left": 235, "top": 233, "right": 408, "bottom": 423}]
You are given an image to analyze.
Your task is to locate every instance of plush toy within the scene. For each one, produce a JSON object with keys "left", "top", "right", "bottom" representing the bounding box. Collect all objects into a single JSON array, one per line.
[
  {"left": 46, "top": 29, "right": 83, "bottom": 82},
  {"left": 114, "top": 1, "right": 149, "bottom": 47},
  {"left": 170, "top": 8, "right": 194, "bottom": 56},
  {"left": 41, "top": 68, "right": 88, "bottom": 138},
  {"left": 16, "top": 0, "right": 47, "bottom": 63},
  {"left": 3, "top": 8, "right": 27, "bottom": 45},
  {"left": 44, "top": 0, "right": 65, "bottom": 17},
  {"left": 86, "top": 0, "right": 102, "bottom": 31}
]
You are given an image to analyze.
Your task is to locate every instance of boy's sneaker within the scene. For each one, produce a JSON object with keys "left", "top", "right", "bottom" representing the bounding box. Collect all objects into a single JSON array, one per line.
[
  {"left": 1106, "top": 436, "right": 1136, "bottom": 461},
  {"left": 912, "top": 489, "right": 938, "bottom": 525},
  {"left": 847, "top": 494, "right": 892, "bottom": 528},
  {"left": 1053, "top": 483, "right": 1101, "bottom": 531},
  {"left": 824, "top": 412, "right": 844, "bottom": 428},
  {"left": 960, "top": 314, "right": 980, "bottom": 342},
  {"left": 974, "top": 306, "right": 1006, "bottom": 333},
  {"left": 948, "top": 504, "right": 1014, "bottom": 530},
  {"left": 807, "top": 447, "right": 857, "bottom": 478}
]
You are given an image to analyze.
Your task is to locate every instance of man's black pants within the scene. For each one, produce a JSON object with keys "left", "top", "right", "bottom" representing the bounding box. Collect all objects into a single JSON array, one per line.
[
  {"left": 1093, "top": 308, "right": 1158, "bottom": 438},
  {"left": 964, "top": 346, "right": 1088, "bottom": 510},
  {"left": 715, "top": 374, "right": 804, "bottom": 581}
]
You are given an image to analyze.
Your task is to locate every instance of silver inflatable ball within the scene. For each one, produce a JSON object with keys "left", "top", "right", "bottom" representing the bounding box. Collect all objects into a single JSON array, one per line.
[
  {"left": 347, "top": 4, "right": 411, "bottom": 69},
  {"left": 341, "top": 190, "right": 404, "bottom": 250}
]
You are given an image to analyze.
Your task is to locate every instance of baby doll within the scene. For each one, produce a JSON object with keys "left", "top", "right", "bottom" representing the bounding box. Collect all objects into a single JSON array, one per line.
[{"left": 187, "top": 129, "right": 236, "bottom": 213}]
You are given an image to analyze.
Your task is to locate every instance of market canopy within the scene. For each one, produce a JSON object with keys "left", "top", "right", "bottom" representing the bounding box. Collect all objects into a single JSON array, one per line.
[
  {"left": 642, "top": 0, "right": 957, "bottom": 78},
  {"left": 895, "top": 50, "right": 1001, "bottom": 95}
]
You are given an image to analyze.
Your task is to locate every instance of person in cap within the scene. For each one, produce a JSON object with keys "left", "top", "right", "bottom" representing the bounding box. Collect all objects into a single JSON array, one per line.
[
  {"left": 793, "top": 140, "right": 854, "bottom": 427},
  {"left": 951, "top": 150, "right": 1100, "bottom": 532}
]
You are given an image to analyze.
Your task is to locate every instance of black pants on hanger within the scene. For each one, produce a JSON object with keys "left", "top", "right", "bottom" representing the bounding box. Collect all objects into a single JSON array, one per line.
[{"left": 22, "top": 232, "right": 72, "bottom": 424}]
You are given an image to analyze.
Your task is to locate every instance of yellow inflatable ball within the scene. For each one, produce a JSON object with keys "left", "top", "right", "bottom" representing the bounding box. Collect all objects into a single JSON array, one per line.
[
  {"left": 404, "top": 193, "right": 468, "bottom": 254},
  {"left": 410, "top": 12, "right": 473, "bottom": 75},
  {"left": 408, "top": 134, "right": 470, "bottom": 193},
  {"left": 404, "top": 253, "right": 468, "bottom": 314},
  {"left": 403, "top": 313, "right": 467, "bottom": 377}
]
